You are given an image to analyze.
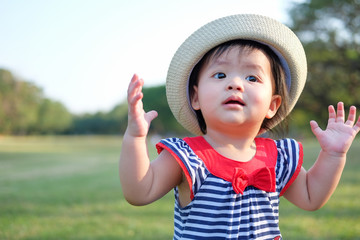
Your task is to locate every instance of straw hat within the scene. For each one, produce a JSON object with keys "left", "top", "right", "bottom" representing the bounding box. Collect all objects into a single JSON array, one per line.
[{"left": 166, "top": 14, "right": 307, "bottom": 135}]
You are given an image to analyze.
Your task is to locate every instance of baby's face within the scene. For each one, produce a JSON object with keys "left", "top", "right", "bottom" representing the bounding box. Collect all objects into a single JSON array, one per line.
[{"left": 190, "top": 47, "right": 281, "bottom": 135}]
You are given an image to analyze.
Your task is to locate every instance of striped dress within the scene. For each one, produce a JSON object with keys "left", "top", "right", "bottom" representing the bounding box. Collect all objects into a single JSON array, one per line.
[{"left": 156, "top": 136, "right": 303, "bottom": 240}]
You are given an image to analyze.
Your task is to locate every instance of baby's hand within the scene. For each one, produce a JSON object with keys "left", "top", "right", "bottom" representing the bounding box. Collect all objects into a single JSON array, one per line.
[
  {"left": 126, "top": 74, "right": 158, "bottom": 137},
  {"left": 310, "top": 102, "right": 360, "bottom": 157}
]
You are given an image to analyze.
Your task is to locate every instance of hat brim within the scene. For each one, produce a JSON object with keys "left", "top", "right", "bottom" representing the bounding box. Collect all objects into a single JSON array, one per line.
[{"left": 166, "top": 14, "right": 307, "bottom": 135}]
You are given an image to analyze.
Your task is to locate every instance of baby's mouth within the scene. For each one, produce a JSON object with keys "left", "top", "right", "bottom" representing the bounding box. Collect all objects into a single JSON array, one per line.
[
  {"left": 223, "top": 97, "right": 245, "bottom": 106},
  {"left": 225, "top": 100, "right": 245, "bottom": 106}
]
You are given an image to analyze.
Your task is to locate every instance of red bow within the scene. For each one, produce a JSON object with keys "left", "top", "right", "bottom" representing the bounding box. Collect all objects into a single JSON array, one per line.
[{"left": 232, "top": 167, "right": 276, "bottom": 194}]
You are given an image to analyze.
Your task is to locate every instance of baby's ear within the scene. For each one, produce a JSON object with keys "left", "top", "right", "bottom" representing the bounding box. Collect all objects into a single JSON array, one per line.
[
  {"left": 191, "top": 86, "right": 200, "bottom": 110},
  {"left": 266, "top": 95, "right": 282, "bottom": 119}
]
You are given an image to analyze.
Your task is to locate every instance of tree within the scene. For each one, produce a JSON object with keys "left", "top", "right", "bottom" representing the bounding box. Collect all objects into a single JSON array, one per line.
[
  {"left": 142, "top": 85, "right": 187, "bottom": 135},
  {"left": 287, "top": 0, "right": 360, "bottom": 136},
  {"left": 0, "top": 68, "right": 73, "bottom": 135},
  {"left": 107, "top": 102, "right": 128, "bottom": 134},
  {"left": 0, "top": 69, "right": 42, "bottom": 134},
  {"left": 34, "top": 98, "right": 73, "bottom": 134}
]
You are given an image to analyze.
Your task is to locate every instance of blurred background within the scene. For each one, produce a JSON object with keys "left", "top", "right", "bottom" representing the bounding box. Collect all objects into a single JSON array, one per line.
[
  {"left": 1, "top": 0, "right": 360, "bottom": 239},
  {"left": 0, "top": 0, "right": 358, "bottom": 137}
]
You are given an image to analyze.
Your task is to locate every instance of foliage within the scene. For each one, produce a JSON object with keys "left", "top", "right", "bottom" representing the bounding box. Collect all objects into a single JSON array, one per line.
[
  {"left": 288, "top": 0, "right": 360, "bottom": 136},
  {"left": 0, "top": 68, "right": 187, "bottom": 135},
  {"left": 69, "top": 86, "right": 187, "bottom": 135},
  {"left": 0, "top": 69, "right": 41, "bottom": 134},
  {"left": 142, "top": 85, "right": 187, "bottom": 135},
  {"left": 0, "top": 69, "right": 73, "bottom": 135},
  {"left": 34, "top": 98, "right": 73, "bottom": 134},
  {"left": 70, "top": 104, "right": 128, "bottom": 135}
]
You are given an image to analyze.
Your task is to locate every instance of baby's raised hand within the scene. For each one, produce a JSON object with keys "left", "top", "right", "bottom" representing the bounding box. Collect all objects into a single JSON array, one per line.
[
  {"left": 126, "top": 74, "right": 158, "bottom": 137},
  {"left": 310, "top": 102, "right": 360, "bottom": 156}
]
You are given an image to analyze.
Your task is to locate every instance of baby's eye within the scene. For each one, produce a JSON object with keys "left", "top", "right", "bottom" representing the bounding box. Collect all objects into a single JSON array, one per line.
[
  {"left": 214, "top": 72, "right": 226, "bottom": 79},
  {"left": 245, "top": 76, "right": 258, "bottom": 82}
]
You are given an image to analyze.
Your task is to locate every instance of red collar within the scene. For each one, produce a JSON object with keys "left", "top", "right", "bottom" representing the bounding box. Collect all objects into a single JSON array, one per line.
[{"left": 184, "top": 136, "right": 277, "bottom": 194}]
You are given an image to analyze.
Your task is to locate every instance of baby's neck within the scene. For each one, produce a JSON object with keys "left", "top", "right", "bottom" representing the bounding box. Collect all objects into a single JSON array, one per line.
[{"left": 203, "top": 133, "right": 257, "bottom": 162}]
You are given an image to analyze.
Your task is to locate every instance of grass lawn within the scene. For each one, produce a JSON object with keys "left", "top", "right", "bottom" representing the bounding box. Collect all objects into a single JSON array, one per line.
[{"left": 0, "top": 136, "right": 360, "bottom": 239}]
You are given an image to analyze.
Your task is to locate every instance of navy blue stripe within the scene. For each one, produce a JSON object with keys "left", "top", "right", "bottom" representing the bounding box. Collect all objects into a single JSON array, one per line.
[
  {"left": 186, "top": 216, "right": 278, "bottom": 226},
  {"left": 187, "top": 206, "right": 276, "bottom": 218},
  {"left": 289, "top": 139, "right": 298, "bottom": 177},
  {"left": 179, "top": 233, "right": 237, "bottom": 240},
  {"left": 191, "top": 200, "right": 277, "bottom": 211}
]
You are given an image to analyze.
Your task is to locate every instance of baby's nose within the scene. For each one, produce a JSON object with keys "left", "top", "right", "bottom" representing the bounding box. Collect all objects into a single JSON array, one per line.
[{"left": 227, "top": 77, "right": 243, "bottom": 91}]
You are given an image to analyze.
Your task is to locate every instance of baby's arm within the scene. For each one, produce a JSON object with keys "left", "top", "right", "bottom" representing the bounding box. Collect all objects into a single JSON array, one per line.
[
  {"left": 119, "top": 74, "right": 183, "bottom": 206},
  {"left": 284, "top": 102, "right": 360, "bottom": 211}
]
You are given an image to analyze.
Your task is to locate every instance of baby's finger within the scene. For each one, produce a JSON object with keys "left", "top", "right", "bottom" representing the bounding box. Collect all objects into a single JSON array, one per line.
[
  {"left": 336, "top": 102, "right": 345, "bottom": 122},
  {"left": 310, "top": 120, "right": 322, "bottom": 137},
  {"left": 145, "top": 110, "right": 159, "bottom": 124},
  {"left": 130, "top": 91, "right": 143, "bottom": 105},
  {"left": 353, "top": 115, "right": 360, "bottom": 134},
  {"left": 127, "top": 74, "right": 138, "bottom": 98},
  {"left": 127, "top": 74, "right": 143, "bottom": 101},
  {"left": 345, "top": 106, "right": 357, "bottom": 126},
  {"left": 327, "top": 105, "right": 336, "bottom": 123}
]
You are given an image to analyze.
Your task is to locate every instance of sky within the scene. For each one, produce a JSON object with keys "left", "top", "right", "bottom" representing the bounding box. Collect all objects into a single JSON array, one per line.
[{"left": 0, "top": 0, "right": 298, "bottom": 114}]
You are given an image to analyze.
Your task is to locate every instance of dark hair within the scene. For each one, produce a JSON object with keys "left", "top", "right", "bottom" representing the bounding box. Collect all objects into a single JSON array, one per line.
[{"left": 188, "top": 39, "right": 289, "bottom": 135}]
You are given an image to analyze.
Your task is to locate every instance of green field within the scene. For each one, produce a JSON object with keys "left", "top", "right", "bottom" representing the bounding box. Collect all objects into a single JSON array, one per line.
[{"left": 1, "top": 136, "right": 360, "bottom": 239}]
